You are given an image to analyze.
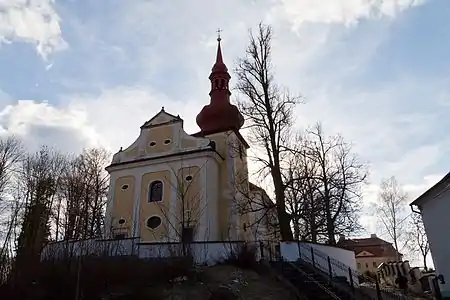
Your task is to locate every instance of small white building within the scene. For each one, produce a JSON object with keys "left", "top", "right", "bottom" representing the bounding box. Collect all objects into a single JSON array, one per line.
[{"left": 410, "top": 172, "right": 450, "bottom": 299}]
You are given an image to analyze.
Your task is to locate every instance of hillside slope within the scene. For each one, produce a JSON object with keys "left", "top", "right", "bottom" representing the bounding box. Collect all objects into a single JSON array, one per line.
[{"left": 102, "top": 264, "right": 300, "bottom": 300}]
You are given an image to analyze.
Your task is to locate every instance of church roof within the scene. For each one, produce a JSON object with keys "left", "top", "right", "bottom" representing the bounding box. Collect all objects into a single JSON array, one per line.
[{"left": 196, "top": 37, "right": 244, "bottom": 135}]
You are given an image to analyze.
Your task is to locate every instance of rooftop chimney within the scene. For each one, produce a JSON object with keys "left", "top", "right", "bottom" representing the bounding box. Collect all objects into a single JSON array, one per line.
[
  {"left": 371, "top": 234, "right": 377, "bottom": 238},
  {"left": 338, "top": 234, "right": 345, "bottom": 242}
]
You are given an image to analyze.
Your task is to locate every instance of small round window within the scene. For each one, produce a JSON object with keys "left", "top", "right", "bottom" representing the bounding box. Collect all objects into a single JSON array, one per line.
[
  {"left": 146, "top": 216, "right": 162, "bottom": 229},
  {"left": 118, "top": 218, "right": 126, "bottom": 225},
  {"left": 149, "top": 141, "right": 156, "bottom": 147},
  {"left": 121, "top": 184, "right": 129, "bottom": 190},
  {"left": 164, "top": 139, "right": 171, "bottom": 145},
  {"left": 185, "top": 175, "right": 193, "bottom": 181}
]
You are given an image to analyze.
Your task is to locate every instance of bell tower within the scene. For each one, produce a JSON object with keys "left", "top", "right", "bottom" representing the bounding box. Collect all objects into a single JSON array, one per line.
[
  {"left": 195, "top": 34, "right": 244, "bottom": 135},
  {"left": 194, "top": 31, "right": 249, "bottom": 240}
]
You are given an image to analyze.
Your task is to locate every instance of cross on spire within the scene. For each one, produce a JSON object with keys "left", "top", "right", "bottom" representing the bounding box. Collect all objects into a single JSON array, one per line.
[{"left": 216, "top": 28, "right": 222, "bottom": 41}]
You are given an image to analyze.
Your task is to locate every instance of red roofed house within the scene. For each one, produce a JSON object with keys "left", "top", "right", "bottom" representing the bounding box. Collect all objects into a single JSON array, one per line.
[{"left": 337, "top": 234, "right": 402, "bottom": 274}]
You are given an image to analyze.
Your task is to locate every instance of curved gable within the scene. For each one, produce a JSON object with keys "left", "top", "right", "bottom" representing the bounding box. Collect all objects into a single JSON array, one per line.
[{"left": 108, "top": 109, "right": 214, "bottom": 169}]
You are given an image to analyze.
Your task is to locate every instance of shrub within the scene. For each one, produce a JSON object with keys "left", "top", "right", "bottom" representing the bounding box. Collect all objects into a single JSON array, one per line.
[
  {"left": 224, "top": 243, "right": 258, "bottom": 269},
  {"left": 10, "top": 255, "right": 195, "bottom": 300}
]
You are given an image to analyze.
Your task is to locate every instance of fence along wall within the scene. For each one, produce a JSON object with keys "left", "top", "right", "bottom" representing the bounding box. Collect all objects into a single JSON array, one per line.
[
  {"left": 41, "top": 238, "right": 261, "bottom": 265},
  {"left": 41, "top": 238, "right": 140, "bottom": 260},
  {"left": 280, "top": 241, "right": 359, "bottom": 286}
]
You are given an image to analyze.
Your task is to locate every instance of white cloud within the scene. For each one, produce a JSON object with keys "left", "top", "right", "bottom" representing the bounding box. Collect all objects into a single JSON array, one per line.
[
  {"left": 275, "top": 0, "right": 426, "bottom": 27},
  {"left": 0, "top": 0, "right": 67, "bottom": 58},
  {"left": 0, "top": 100, "right": 98, "bottom": 152},
  {"left": 64, "top": 86, "right": 206, "bottom": 150},
  {"left": 0, "top": 84, "right": 219, "bottom": 156},
  {"left": 403, "top": 173, "right": 446, "bottom": 200}
]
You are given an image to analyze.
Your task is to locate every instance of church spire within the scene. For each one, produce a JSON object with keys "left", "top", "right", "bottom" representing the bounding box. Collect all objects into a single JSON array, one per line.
[
  {"left": 212, "top": 30, "right": 226, "bottom": 72},
  {"left": 208, "top": 35, "right": 231, "bottom": 102},
  {"left": 195, "top": 31, "right": 244, "bottom": 135}
]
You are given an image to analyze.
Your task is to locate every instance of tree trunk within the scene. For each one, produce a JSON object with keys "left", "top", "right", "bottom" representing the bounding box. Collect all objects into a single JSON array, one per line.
[
  {"left": 273, "top": 171, "right": 293, "bottom": 241},
  {"left": 293, "top": 219, "right": 300, "bottom": 240}
]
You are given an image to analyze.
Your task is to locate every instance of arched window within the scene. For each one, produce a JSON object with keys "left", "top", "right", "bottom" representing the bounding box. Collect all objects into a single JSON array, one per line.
[{"left": 148, "top": 180, "right": 163, "bottom": 202}]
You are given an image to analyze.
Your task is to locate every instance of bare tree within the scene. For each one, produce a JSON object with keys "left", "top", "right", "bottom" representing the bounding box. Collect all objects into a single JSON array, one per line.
[
  {"left": 284, "top": 146, "right": 326, "bottom": 242},
  {"left": 407, "top": 213, "right": 430, "bottom": 270},
  {"left": 0, "top": 136, "right": 24, "bottom": 216},
  {"left": 231, "top": 166, "right": 280, "bottom": 242},
  {"left": 377, "top": 176, "right": 408, "bottom": 258},
  {"left": 234, "top": 23, "right": 300, "bottom": 240},
  {"left": 0, "top": 136, "right": 24, "bottom": 271},
  {"left": 0, "top": 145, "right": 109, "bottom": 285},
  {"left": 245, "top": 183, "right": 280, "bottom": 241},
  {"left": 295, "top": 123, "right": 367, "bottom": 244},
  {"left": 12, "top": 146, "right": 66, "bottom": 286},
  {"left": 54, "top": 156, "right": 79, "bottom": 240},
  {"left": 56, "top": 148, "right": 110, "bottom": 241},
  {"left": 79, "top": 148, "right": 110, "bottom": 238}
]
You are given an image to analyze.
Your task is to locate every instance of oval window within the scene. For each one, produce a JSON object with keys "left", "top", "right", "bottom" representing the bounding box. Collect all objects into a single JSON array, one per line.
[
  {"left": 121, "top": 184, "right": 129, "bottom": 190},
  {"left": 118, "top": 218, "right": 126, "bottom": 225},
  {"left": 146, "top": 216, "right": 162, "bottom": 229},
  {"left": 149, "top": 141, "right": 156, "bottom": 147},
  {"left": 185, "top": 175, "right": 193, "bottom": 181},
  {"left": 164, "top": 139, "right": 171, "bottom": 145}
]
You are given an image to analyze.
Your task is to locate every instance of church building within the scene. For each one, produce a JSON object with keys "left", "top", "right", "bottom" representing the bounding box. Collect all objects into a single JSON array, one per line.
[{"left": 104, "top": 37, "right": 277, "bottom": 244}]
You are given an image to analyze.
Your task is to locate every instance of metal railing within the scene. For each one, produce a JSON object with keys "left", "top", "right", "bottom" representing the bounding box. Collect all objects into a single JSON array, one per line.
[
  {"left": 286, "top": 260, "right": 342, "bottom": 300},
  {"left": 294, "top": 242, "right": 412, "bottom": 300}
]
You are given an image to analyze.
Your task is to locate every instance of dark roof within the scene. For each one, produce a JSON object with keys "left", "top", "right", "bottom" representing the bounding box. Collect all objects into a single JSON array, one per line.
[
  {"left": 337, "top": 236, "right": 401, "bottom": 258},
  {"left": 410, "top": 172, "right": 450, "bottom": 207}
]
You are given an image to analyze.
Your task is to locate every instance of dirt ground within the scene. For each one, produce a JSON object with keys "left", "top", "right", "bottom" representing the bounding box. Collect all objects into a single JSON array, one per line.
[
  {"left": 106, "top": 264, "right": 299, "bottom": 300},
  {"left": 166, "top": 264, "right": 298, "bottom": 300}
]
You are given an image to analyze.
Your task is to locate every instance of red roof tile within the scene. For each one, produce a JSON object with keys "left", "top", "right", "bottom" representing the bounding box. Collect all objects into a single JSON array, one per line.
[{"left": 337, "top": 237, "right": 401, "bottom": 258}]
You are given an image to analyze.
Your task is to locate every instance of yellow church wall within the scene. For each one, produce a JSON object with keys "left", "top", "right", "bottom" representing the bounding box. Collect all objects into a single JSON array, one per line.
[
  {"left": 235, "top": 145, "right": 252, "bottom": 241},
  {"left": 139, "top": 170, "right": 172, "bottom": 241},
  {"left": 242, "top": 210, "right": 252, "bottom": 240},
  {"left": 203, "top": 132, "right": 231, "bottom": 240},
  {"left": 145, "top": 126, "right": 175, "bottom": 154},
  {"left": 176, "top": 166, "right": 202, "bottom": 235},
  {"left": 111, "top": 176, "right": 136, "bottom": 237},
  {"left": 218, "top": 159, "right": 231, "bottom": 239},
  {"left": 125, "top": 147, "right": 138, "bottom": 158},
  {"left": 181, "top": 139, "right": 198, "bottom": 148},
  {"left": 107, "top": 149, "right": 223, "bottom": 241},
  {"left": 206, "top": 132, "right": 228, "bottom": 158},
  {"left": 112, "top": 110, "right": 211, "bottom": 167},
  {"left": 205, "top": 131, "right": 249, "bottom": 241}
]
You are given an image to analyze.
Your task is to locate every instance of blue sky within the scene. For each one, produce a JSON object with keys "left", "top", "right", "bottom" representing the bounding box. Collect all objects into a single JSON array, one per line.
[{"left": 0, "top": 0, "right": 448, "bottom": 257}]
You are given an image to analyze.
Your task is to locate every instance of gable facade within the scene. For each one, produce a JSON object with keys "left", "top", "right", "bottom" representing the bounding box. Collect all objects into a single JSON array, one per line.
[{"left": 105, "top": 113, "right": 225, "bottom": 242}]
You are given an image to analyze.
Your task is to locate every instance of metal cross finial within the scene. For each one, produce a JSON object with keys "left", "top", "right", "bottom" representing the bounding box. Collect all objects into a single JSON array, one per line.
[{"left": 216, "top": 28, "right": 222, "bottom": 41}]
